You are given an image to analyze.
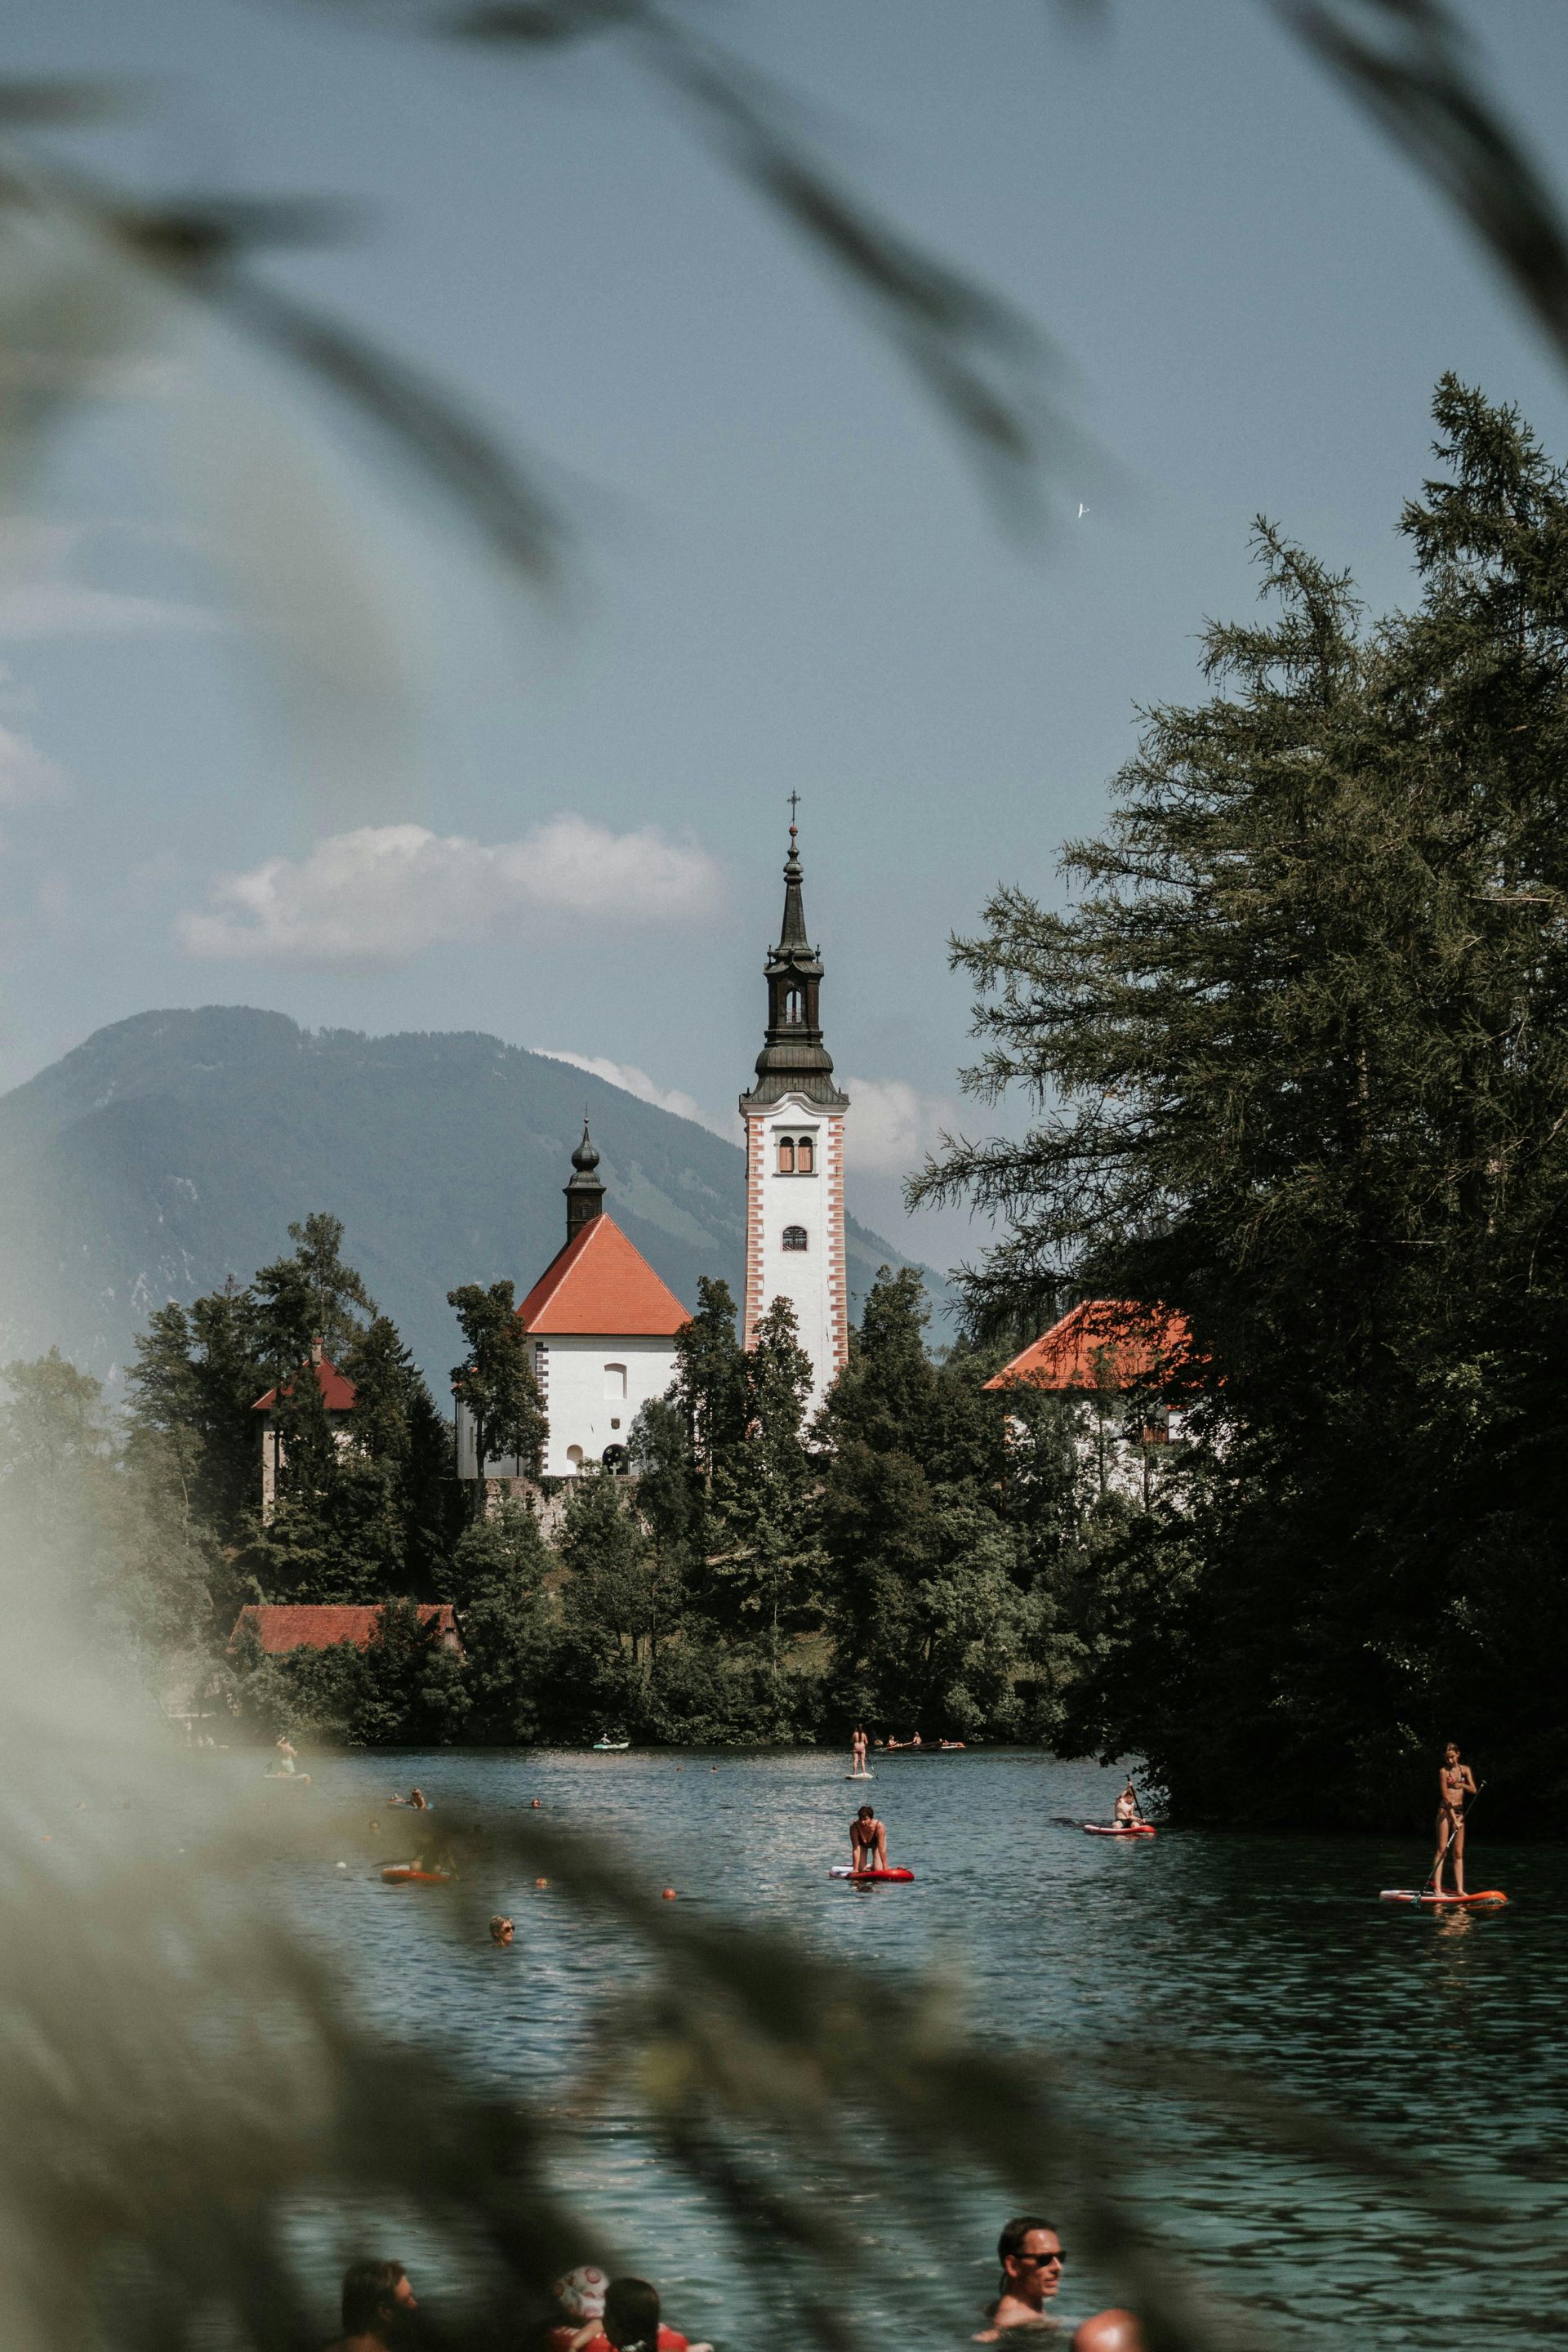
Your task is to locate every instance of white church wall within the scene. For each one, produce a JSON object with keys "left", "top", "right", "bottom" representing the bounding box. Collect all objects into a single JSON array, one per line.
[{"left": 457, "top": 1336, "right": 678, "bottom": 1481}]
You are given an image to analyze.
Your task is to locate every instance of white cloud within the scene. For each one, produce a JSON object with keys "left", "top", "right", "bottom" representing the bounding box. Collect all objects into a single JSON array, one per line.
[
  {"left": 842, "top": 1075, "right": 960, "bottom": 1177},
  {"left": 537, "top": 1049, "right": 726, "bottom": 1135},
  {"left": 0, "top": 719, "right": 67, "bottom": 806},
  {"left": 175, "top": 816, "right": 724, "bottom": 971},
  {"left": 0, "top": 584, "right": 220, "bottom": 640},
  {"left": 0, "top": 523, "right": 218, "bottom": 642}
]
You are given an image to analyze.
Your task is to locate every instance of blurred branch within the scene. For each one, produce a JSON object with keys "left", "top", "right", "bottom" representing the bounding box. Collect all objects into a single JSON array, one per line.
[{"left": 1277, "top": 0, "right": 1568, "bottom": 364}]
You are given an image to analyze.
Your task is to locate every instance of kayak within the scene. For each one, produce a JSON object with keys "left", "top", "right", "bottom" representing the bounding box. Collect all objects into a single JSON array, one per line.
[
  {"left": 593, "top": 1740, "right": 630, "bottom": 1752},
  {"left": 381, "top": 1865, "right": 457, "bottom": 1884},
  {"left": 1084, "top": 1822, "right": 1156, "bottom": 1838},
  {"left": 828, "top": 1865, "right": 915, "bottom": 1882},
  {"left": 1380, "top": 1887, "right": 1508, "bottom": 1907}
]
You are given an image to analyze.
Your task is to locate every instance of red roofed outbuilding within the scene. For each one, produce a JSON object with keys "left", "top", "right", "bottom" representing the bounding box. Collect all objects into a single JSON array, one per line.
[
  {"left": 984, "top": 1300, "right": 1192, "bottom": 1395},
  {"left": 986, "top": 1300, "right": 1196, "bottom": 1505},
  {"left": 252, "top": 1344, "right": 359, "bottom": 1519},
  {"left": 229, "top": 1603, "right": 461, "bottom": 1658},
  {"left": 457, "top": 1122, "right": 691, "bottom": 1483}
]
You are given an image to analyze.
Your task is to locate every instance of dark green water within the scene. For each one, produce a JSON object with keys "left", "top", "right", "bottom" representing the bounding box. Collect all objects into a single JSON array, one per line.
[{"left": 278, "top": 1747, "right": 1568, "bottom": 2350}]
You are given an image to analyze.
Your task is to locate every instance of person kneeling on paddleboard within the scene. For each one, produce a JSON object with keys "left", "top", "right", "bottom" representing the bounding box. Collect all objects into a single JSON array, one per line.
[
  {"left": 1432, "top": 1741, "right": 1477, "bottom": 1898},
  {"left": 851, "top": 1804, "right": 889, "bottom": 1873},
  {"left": 1113, "top": 1781, "right": 1142, "bottom": 1827}
]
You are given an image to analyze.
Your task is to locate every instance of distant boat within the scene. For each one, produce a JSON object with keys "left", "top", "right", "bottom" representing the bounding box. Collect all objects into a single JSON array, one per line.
[{"left": 592, "top": 1735, "right": 630, "bottom": 1752}]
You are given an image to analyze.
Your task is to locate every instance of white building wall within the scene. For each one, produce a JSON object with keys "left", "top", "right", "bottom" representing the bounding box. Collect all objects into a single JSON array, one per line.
[
  {"left": 743, "top": 1092, "right": 849, "bottom": 1417},
  {"left": 457, "top": 1333, "right": 679, "bottom": 1481}
]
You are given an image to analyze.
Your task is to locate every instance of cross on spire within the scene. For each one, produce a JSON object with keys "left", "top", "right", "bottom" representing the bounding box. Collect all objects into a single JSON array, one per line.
[{"left": 786, "top": 791, "right": 800, "bottom": 832}]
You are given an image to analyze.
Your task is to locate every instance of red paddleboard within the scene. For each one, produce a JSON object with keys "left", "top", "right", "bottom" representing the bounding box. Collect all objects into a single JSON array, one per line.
[
  {"left": 1379, "top": 1888, "right": 1508, "bottom": 1907},
  {"left": 828, "top": 1865, "right": 915, "bottom": 1882},
  {"left": 381, "top": 1865, "right": 457, "bottom": 1884},
  {"left": 1084, "top": 1822, "right": 1156, "bottom": 1838}
]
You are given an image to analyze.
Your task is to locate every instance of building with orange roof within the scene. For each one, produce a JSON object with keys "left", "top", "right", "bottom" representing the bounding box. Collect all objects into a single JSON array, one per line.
[
  {"left": 983, "top": 1300, "right": 1192, "bottom": 1396},
  {"left": 229, "top": 1603, "right": 461, "bottom": 1658},
  {"left": 252, "top": 1343, "right": 359, "bottom": 1520},
  {"left": 985, "top": 1299, "right": 1195, "bottom": 1504},
  {"left": 455, "top": 1122, "right": 691, "bottom": 1482}
]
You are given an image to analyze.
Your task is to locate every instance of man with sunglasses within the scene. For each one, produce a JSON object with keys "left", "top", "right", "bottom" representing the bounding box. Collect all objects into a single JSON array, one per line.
[{"left": 973, "top": 2216, "right": 1066, "bottom": 2338}]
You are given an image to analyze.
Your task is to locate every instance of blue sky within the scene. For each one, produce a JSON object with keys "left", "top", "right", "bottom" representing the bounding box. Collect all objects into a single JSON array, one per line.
[{"left": 2, "top": 2, "right": 1568, "bottom": 1272}]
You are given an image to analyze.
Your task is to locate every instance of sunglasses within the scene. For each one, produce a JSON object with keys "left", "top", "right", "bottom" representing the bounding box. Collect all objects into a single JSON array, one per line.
[{"left": 1018, "top": 2252, "right": 1066, "bottom": 2268}]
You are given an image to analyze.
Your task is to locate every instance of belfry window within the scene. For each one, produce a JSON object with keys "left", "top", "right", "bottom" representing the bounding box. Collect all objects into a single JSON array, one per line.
[
  {"left": 777, "top": 1137, "right": 795, "bottom": 1174},
  {"left": 782, "top": 1224, "right": 808, "bottom": 1252},
  {"left": 796, "top": 1136, "right": 814, "bottom": 1174},
  {"left": 783, "top": 987, "right": 804, "bottom": 1023}
]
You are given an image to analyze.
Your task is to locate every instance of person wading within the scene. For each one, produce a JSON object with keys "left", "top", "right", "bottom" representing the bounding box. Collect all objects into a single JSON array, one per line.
[
  {"left": 327, "top": 2261, "right": 417, "bottom": 2352},
  {"left": 973, "top": 2216, "right": 1065, "bottom": 2338}
]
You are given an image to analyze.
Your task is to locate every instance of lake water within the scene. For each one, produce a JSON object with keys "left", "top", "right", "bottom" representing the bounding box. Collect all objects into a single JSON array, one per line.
[{"left": 274, "top": 1747, "right": 1568, "bottom": 2351}]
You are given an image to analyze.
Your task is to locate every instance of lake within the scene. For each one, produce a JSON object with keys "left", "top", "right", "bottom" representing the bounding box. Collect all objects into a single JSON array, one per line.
[{"left": 273, "top": 1746, "right": 1566, "bottom": 2350}]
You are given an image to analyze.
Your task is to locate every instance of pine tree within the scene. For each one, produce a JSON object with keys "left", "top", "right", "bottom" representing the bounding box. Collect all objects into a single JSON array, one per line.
[
  {"left": 448, "top": 1281, "right": 546, "bottom": 1486},
  {"left": 914, "top": 377, "right": 1568, "bottom": 1821}
]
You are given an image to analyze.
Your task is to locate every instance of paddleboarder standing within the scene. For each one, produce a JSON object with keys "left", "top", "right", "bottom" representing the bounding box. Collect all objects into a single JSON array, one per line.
[
  {"left": 851, "top": 1803, "right": 889, "bottom": 1872},
  {"left": 1432, "top": 1742, "right": 1477, "bottom": 1897},
  {"left": 851, "top": 1726, "right": 869, "bottom": 1777}
]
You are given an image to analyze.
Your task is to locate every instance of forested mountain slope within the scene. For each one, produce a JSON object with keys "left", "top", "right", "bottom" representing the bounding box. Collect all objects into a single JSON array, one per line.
[{"left": 0, "top": 1008, "right": 935, "bottom": 1386}]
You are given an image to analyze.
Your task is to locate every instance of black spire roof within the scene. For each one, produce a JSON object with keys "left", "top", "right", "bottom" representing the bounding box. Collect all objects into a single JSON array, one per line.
[
  {"left": 564, "top": 1118, "right": 607, "bottom": 1240},
  {"left": 740, "top": 821, "right": 849, "bottom": 1112}
]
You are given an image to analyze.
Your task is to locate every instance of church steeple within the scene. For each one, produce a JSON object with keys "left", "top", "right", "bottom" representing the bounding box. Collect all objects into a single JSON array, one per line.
[
  {"left": 564, "top": 1118, "right": 606, "bottom": 1241},
  {"left": 740, "top": 817, "right": 849, "bottom": 1111}
]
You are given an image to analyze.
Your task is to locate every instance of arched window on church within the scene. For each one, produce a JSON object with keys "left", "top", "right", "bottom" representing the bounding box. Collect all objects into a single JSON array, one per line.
[
  {"left": 777, "top": 1137, "right": 795, "bottom": 1174},
  {"left": 782, "top": 1224, "right": 808, "bottom": 1252},
  {"left": 796, "top": 1135, "right": 815, "bottom": 1174},
  {"left": 604, "top": 1362, "right": 627, "bottom": 1400},
  {"left": 783, "top": 987, "right": 804, "bottom": 1023}
]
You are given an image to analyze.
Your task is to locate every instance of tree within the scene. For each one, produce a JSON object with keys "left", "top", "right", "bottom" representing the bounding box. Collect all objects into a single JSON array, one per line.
[
  {"left": 443, "top": 1501, "right": 555, "bottom": 1743},
  {"left": 815, "top": 1272, "right": 1032, "bottom": 1736},
  {"left": 915, "top": 378, "right": 1568, "bottom": 1823},
  {"left": 254, "top": 1214, "right": 376, "bottom": 1370},
  {"left": 670, "top": 1277, "right": 749, "bottom": 1483},
  {"left": 448, "top": 1281, "right": 547, "bottom": 1486}
]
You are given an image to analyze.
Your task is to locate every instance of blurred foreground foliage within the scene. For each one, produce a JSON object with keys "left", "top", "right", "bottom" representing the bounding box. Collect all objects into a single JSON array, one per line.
[{"left": 0, "top": 1699, "right": 1502, "bottom": 2352}]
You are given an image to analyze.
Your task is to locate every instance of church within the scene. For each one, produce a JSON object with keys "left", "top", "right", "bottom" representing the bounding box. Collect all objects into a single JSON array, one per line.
[{"left": 456, "top": 821, "right": 849, "bottom": 1483}]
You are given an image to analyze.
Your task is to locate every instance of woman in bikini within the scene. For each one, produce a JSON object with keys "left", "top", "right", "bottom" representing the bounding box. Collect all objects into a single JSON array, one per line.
[
  {"left": 850, "top": 1805, "right": 889, "bottom": 1872},
  {"left": 1432, "top": 1742, "right": 1477, "bottom": 1896}
]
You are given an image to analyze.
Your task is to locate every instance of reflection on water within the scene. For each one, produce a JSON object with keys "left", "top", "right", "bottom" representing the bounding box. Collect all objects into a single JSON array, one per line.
[{"left": 273, "top": 1748, "right": 1565, "bottom": 2350}]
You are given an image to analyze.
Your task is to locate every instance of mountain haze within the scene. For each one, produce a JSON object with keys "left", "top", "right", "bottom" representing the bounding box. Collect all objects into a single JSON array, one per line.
[{"left": 0, "top": 1009, "right": 938, "bottom": 1389}]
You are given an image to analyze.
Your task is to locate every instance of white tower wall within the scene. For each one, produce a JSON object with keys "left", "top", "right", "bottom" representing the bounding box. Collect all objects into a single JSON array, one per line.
[{"left": 743, "top": 1095, "right": 849, "bottom": 1415}]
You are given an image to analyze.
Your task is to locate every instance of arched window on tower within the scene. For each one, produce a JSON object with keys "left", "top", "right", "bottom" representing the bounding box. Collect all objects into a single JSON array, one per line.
[
  {"left": 777, "top": 1137, "right": 795, "bottom": 1174},
  {"left": 783, "top": 987, "right": 804, "bottom": 1023},
  {"left": 796, "top": 1135, "right": 815, "bottom": 1174},
  {"left": 782, "top": 1224, "right": 808, "bottom": 1252},
  {"left": 604, "top": 1362, "right": 627, "bottom": 1400}
]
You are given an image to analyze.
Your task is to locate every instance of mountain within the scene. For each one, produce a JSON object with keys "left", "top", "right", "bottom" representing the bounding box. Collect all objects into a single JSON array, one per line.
[{"left": 0, "top": 1008, "right": 940, "bottom": 1390}]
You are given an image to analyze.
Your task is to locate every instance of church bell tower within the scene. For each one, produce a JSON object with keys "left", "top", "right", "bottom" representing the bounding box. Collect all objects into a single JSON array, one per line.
[{"left": 739, "top": 815, "right": 849, "bottom": 1413}]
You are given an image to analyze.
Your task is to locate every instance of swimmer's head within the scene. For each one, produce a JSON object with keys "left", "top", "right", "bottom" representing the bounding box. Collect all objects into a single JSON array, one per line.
[
  {"left": 857, "top": 1805, "right": 875, "bottom": 1821},
  {"left": 489, "top": 1915, "right": 514, "bottom": 1944}
]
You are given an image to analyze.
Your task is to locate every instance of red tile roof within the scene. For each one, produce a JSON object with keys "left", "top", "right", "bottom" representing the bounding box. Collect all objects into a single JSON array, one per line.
[
  {"left": 252, "top": 1354, "right": 357, "bottom": 1414},
  {"left": 984, "top": 1300, "right": 1192, "bottom": 1393},
  {"left": 518, "top": 1213, "right": 690, "bottom": 1337},
  {"left": 229, "top": 1603, "right": 460, "bottom": 1655}
]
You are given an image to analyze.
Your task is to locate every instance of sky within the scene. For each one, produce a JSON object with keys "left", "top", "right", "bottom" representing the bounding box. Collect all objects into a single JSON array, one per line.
[{"left": 3, "top": 1, "right": 1568, "bottom": 1276}]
